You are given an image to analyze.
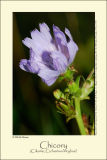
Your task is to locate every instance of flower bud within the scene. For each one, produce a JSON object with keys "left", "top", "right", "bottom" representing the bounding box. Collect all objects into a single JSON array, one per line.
[
  {"left": 53, "top": 89, "right": 62, "bottom": 99},
  {"left": 68, "top": 82, "right": 79, "bottom": 94},
  {"left": 80, "top": 77, "right": 94, "bottom": 100}
]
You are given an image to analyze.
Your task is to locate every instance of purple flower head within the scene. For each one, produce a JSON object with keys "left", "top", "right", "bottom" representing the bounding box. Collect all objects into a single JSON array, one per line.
[{"left": 19, "top": 23, "right": 78, "bottom": 86}]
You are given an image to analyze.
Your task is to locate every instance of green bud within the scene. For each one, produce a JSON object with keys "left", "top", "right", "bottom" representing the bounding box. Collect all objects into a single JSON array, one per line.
[
  {"left": 59, "top": 102, "right": 69, "bottom": 112},
  {"left": 68, "top": 82, "right": 79, "bottom": 94},
  {"left": 53, "top": 89, "right": 62, "bottom": 99},
  {"left": 60, "top": 93, "right": 65, "bottom": 99},
  {"left": 80, "top": 78, "right": 94, "bottom": 100},
  {"left": 64, "top": 88, "right": 69, "bottom": 93},
  {"left": 79, "top": 89, "right": 94, "bottom": 100},
  {"left": 63, "top": 67, "right": 76, "bottom": 80}
]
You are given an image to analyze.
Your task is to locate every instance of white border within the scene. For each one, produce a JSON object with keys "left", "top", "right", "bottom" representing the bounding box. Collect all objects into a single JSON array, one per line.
[{"left": 1, "top": 1, "right": 106, "bottom": 159}]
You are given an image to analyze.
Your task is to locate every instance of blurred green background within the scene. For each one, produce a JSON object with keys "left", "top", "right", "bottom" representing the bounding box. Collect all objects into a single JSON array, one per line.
[{"left": 13, "top": 12, "right": 95, "bottom": 135}]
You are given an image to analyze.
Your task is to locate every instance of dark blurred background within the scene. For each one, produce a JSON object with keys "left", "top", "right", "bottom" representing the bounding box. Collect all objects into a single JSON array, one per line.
[{"left": 13, "top": 12, "right": 95, "bottom": 135}]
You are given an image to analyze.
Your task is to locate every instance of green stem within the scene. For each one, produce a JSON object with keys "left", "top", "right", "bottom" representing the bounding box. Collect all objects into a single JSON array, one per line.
[{"left": 75, "top": 98, "right": 86, "bottom": 135}]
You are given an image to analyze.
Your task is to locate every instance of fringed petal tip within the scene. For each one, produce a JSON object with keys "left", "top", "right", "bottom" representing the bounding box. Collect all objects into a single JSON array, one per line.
[
  {"left": 39, "top": 22, "right": 50, "bottom": 32},
  {"left": 22, "top": 38, "right": 32, "bottom": 48},
  {"left": 38, "top": 69, "right": 59, "bottom": 86},
  {"left": 65, "top": 28, "right": 73, "bottom": 41},
  {"left": 19, "top": 59, "right": 39, "bottom": 74},
  {"left": 19, "top": 59, "right": 28, "bottom": 71},
  {"left": 42, "top": 78, "right": 57, "bottom": 86}
]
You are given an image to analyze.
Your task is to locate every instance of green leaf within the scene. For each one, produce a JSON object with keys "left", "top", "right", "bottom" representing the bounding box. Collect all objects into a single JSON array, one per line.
[
  {"left": 75, "top": 76, "right": 81, "bottom": 87},
  {"left": 66, "top": 115, "right": 76, "bottom": 123}
]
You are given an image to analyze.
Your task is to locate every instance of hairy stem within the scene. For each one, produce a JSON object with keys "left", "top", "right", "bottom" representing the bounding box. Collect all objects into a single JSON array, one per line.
[{"left": 75, "top": 98, "right": 86, "bottom": 135}]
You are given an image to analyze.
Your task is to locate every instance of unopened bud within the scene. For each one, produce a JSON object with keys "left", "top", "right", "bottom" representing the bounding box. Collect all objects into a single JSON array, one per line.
[{"left": 53, "top": 89, "right": 62, "bottom": 100}]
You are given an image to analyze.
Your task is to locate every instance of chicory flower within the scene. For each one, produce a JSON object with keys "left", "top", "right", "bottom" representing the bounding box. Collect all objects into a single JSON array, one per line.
[{"left": 19, "top": 23, "right": 78, "bottom": 86}]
